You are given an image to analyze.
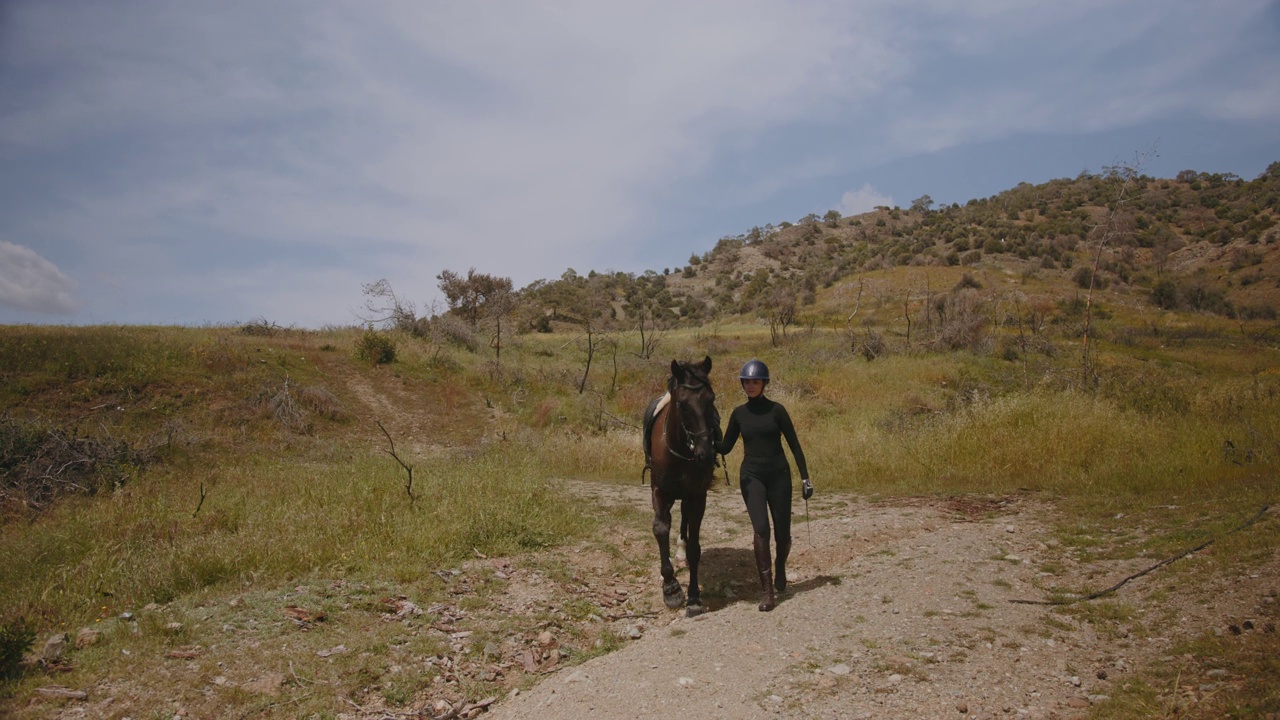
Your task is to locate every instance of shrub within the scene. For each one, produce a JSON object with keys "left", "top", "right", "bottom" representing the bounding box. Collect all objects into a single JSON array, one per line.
[
  {"left": 0, "top": 617, "right": 34, "bottom": 680},
  {"left": 856, "top": 329, "right": 887, "bottom": 361},
  {"left": 1238, "top": 304, "right": 1278, "bottom": 320},
  {"left": 1, "top": 416, "right": 146, "bottom": 516},
  {"left": 429, "top": 314, "right": 480, "bottom": 351},
  {"left": 1152, "top": 279, "right": 1179, "bottom": 309},
  {"left": 1073, "top": 266, "right": 1109, "bottom": 290},
  {"left": 355, "top": 327, "right": 396, "bottom": 364},
  {"left": 930, "top": 289, "right": 990, "bottom": 352}
]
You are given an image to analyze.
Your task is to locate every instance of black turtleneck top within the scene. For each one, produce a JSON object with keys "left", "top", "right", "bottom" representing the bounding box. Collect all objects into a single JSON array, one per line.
[{"left": 715, "top": 395, "right": 809, "bottom": 479}]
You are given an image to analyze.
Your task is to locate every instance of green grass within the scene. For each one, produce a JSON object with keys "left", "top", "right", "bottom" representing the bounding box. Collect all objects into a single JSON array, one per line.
[{"left": 1, "top": 443, "right": 591, "bottom": 629}]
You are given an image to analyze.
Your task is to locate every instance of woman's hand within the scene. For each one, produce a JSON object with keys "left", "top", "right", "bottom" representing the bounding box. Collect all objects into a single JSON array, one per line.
[{"left": 802, "top": 478, "right": 814, "bottom": 500}]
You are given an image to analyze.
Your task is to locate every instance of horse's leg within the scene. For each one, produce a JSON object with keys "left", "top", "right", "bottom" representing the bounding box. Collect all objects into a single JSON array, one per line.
[
  {"left": 682, "top": 489, "right": 708, "bottom": 616},
  {"left": 651, "top": 483, "right": 684, "bottom": 609}
]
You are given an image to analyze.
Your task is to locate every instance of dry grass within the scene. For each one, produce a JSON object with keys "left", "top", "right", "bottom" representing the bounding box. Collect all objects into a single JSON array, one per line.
[{"left": 2, "top": 311, "right": 1278, "bottom": 715}]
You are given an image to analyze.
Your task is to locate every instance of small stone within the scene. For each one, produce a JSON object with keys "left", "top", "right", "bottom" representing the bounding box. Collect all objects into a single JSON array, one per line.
[
  {"left": 828, "top": 663, "right": 852, "bottom": 676},
  {"left": 41, "top": 634, "right": 68, "bottom": 661},
  {"left": 565, "top": 670, "right": 589, "bottom": 683},
  {"left": 75, "top": 628, "right": 101, "bottom": 648},
  {"left": 768, "top": 695, "right": 784, "bottom": 704},
  {"left": 1070, "top": 675, "right": 1081, "bottom": 687},
  {"left": 241, "top": 673, "right": 283, "bottom": 696},
  {"left": 538, "top": 630, "right": 556, "bottom": 647},
  {"left": 1066, "top": 697, "right": 1090, "bottom": 709},
  {"left": 36, "top": 686, "right": 88, "bottom": 700},
  {"left": 678, "top": 677, "right": 696, "bottom": 687},
  {"left": 957, "top": 701, "right": 969, "bottom": 713},
  {"left": 888, "top": 673, "right": 904, "bottom": 684}
]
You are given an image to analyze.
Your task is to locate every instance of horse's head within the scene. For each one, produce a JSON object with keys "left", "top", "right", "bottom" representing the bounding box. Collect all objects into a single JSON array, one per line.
[{"left": 669, "top": 355, "right": 718, "bottom": 467}]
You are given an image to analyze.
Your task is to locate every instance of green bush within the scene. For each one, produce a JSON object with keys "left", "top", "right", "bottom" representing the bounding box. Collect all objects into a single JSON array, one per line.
[
  {"left": 1152, "top": 279, "right": 1179, "bottom": 309},
  {"left": 0, "top": 617, "right": 34, "bottom": 680},
  {"left": 354, "top": 327, "right": 396, "bottom": 365},
  {"left": 1073, "top": 266, "right": 1109, "bottom": 290}
]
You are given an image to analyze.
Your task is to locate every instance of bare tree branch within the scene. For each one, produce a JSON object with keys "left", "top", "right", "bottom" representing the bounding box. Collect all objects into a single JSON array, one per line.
[{"left": 375, "top": 419, "right": 415, "bottom": 503}]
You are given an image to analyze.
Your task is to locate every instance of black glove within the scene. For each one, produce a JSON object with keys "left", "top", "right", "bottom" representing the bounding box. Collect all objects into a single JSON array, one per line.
[{"left": 802, "top": 478, "right": 814, "bottom": 500}]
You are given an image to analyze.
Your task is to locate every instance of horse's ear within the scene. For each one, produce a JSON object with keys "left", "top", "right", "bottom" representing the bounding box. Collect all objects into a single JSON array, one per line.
[
  {"left": 701, "top": 355, "right": 712, "bottom": 373},
  {"left": 670, "top": 359, "right": 682, "bottom": 379}
]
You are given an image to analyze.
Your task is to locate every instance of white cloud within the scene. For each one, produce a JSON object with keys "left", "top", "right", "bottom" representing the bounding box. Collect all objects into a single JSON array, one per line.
[
  {"left": 0, "top": 241, "right": 79, "bottom": 314},
  {"left": 839, "top": 185, "right": 895, "bottom": 215}
]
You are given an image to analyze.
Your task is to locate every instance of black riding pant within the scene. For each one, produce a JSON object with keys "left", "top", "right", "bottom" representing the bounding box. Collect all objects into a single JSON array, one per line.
[{"left": 739, "top": 459, "right": 792, "bottom": 545}]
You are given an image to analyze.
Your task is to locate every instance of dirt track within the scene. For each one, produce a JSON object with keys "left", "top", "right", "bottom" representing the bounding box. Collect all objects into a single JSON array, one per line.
[{"left": 474, "top": 481, "right": 1278, "bottom": 720}]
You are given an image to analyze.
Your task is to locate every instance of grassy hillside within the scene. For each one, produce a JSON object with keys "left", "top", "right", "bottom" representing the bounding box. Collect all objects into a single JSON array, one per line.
[{"left": 2, "top": 166, "right": 1278, "bottom": 717}]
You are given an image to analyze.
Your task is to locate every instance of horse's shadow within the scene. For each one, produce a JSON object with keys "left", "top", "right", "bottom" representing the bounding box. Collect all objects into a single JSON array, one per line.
[{"left": 687, "top": 547, "right": 842, "bottom": 613}]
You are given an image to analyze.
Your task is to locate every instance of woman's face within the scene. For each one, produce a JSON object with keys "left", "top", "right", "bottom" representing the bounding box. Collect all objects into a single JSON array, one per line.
[{"left": 742, "top": 378, "right": 764, "bottom": 398}]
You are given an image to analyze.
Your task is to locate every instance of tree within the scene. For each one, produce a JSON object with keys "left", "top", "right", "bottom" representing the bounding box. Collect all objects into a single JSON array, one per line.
[
  {"left": 910, "top": 195, "right": 935, "bottom": 213},
  {"left": 436, "top": 268, "right": 514, "bottom": 328},
  {"left": 1081, "top": 146, "right": 1156, "bottom": 386},
  {"left": 358, "top": 279, "right": 418, "bottom": 332},
  {"left": 823, "top": 209, "right": 842, "bottom": 228},
  {"left": 765, "top": 287, "right": 797, "bottom": 347}
]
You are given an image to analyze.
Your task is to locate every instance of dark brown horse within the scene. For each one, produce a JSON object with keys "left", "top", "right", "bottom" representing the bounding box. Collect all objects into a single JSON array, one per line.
[{"left": 642, "top": 356, "right": 719, "bottom": 616}]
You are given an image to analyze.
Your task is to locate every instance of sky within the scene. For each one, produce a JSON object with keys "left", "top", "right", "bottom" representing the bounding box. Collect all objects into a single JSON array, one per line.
[{"left": 2, "top": 1, "right": 1279, "bottom": 328}]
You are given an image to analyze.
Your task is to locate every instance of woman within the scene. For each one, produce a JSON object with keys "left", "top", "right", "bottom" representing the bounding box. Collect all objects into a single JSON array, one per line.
[{"left": 715, "top": 359, "right": 813, "bottom": 611}]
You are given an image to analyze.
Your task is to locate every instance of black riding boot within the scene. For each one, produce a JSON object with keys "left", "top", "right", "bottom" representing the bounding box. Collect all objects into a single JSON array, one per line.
[
  {"left": 774, "top": 537, "right": 791, "bottom": 593},
  {"left": 754, "top": 534, "right": 775, "bottom": 612}
]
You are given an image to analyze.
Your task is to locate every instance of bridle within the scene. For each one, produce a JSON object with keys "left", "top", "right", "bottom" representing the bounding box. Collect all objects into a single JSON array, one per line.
[{"left": 662, "top": 379, "right": 716, "bottom": 465}]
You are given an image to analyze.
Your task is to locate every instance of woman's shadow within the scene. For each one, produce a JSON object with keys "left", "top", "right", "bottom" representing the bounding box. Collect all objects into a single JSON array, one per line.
[{"left": 691, "top": 547, "right": 841, "bottom": 613}]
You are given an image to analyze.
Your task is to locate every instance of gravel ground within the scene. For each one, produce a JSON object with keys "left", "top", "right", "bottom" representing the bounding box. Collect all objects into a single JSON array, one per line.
[{"left": 482, "top": 483, "right": 1278, "bottom": 720}]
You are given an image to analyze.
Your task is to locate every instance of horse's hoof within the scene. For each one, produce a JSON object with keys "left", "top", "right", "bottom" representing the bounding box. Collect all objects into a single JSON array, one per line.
[
  {"left": 757, "top": 600, "right": 775, "bottom": 612},
  {"left": 663, "top": 584, "right": 685, "bottom": 609},
  {"left": 685, "top": 603, "right": 705, "bottom": 618}
]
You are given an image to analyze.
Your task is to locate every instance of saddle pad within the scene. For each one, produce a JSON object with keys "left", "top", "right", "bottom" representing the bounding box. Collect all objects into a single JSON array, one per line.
[{"left": 653, "top": 391, "right": 670, "bottom": 416}]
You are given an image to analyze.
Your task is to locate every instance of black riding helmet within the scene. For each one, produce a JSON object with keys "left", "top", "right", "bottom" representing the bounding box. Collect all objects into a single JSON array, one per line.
[{"left": 739, "top": 359, "right": 769, "bottom": 387}]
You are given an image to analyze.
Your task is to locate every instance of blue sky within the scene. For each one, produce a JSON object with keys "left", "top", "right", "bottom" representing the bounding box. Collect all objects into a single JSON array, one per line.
[{"left": 2, "top": 1, "right": 1278, "bottom": 328}]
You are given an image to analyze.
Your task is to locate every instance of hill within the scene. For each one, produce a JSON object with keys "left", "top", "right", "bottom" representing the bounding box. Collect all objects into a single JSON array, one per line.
[{"left": 511, "top": 163, "right": 1280, "bottom": 334}]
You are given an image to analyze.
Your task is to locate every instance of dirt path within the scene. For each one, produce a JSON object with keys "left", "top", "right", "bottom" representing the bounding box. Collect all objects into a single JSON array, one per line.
[{"left": 475, "top": 482, "right": 1278, "bottom": 720}]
